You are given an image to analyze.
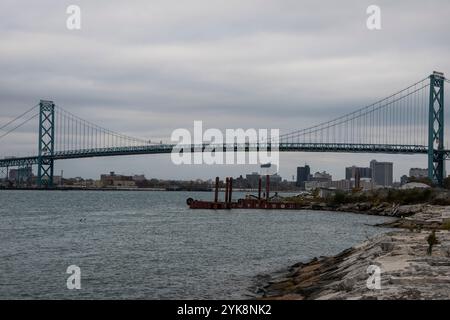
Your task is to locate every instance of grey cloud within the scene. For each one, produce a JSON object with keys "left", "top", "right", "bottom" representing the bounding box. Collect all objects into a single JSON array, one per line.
[{"left": 0, "top": 0, "right": 449, "bottom": 179}]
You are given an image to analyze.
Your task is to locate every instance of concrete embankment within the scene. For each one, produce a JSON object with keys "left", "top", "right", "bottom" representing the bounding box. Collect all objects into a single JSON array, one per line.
[{"left": 258, "top": 205, "right": 450, "bottom": 300}]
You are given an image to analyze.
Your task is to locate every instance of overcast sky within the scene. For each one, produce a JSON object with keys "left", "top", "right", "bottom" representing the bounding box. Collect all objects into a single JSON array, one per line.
[{"left": 1, "top": 0, "right": 450, "bottom": 181}]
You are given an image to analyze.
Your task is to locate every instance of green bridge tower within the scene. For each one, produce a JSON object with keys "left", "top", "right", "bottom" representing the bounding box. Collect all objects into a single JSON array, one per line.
[
  {"left": 37, "top": 100, "right": 55, "bottom": 187},
  {"left": 428, "top": 71, "right": 445, "bottom": 186}
]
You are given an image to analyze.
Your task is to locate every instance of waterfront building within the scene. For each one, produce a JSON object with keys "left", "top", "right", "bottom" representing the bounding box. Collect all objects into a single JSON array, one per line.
[
  {"left": 359, "top": 179, "right": 375, "bottom": 190},
  {"left": 132, "top": 174, "right": 146, "bottom": 182},
  {"left": 409, "top": 168, "right": 428, "bottom": 179},
  {"left": 304, "top": 179, "right": 351, "bottom": 191},
  {"left": 100, "top": 171, "right": 136, "bottom": 188},
  {"left": 331, "top": 179, "right": 352, "bottom": 190},
  {"left": 311, "top": 171, "right": 332, "bottom": 182}
]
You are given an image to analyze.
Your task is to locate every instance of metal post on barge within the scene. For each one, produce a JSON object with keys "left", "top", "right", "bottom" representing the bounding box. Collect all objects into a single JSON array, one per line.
[
  {"left": 214, "top": 177, "right": 219, "bottom": 202},
  {"left": 225, "top": 177, "right": 229, "bottom": 205},
  {"left": 266, "top": 174, "right": 270, "bottom": 201},
  {"left": 258, "top": 176, "right": 262, "bottom": 200},
  {"left": 228, "top": 177, "right": 233, "bottom": 204}
]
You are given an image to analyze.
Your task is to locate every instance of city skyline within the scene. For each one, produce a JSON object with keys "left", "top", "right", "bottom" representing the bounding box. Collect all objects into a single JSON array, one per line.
[
  {"left": 5, "top": 156, "right": 425, "bottom": 185},
  {"left": 47, "top": 153, "right": 425, "bottom": 182}
]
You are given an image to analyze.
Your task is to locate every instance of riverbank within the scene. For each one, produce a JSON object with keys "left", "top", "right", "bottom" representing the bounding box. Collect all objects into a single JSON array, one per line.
[{"left": 258, "top": 205, "right": 450, "bottom": 299}]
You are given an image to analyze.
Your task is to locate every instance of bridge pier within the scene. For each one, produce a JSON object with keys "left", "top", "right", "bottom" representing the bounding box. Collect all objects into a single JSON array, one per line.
[
  {"left": 0, "top": 166, "right": 6, "bottom": 184},
  {"left": 37, "top": 100, "right": 55, "bottom": 188},
  {"left": 428, "top": 72, "right": 445, "bottom": 186}
]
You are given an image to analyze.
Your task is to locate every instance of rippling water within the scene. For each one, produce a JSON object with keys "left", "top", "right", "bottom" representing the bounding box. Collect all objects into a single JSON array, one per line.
[{"left": 0, "top": 190, "right": 393, "bottom": 299}]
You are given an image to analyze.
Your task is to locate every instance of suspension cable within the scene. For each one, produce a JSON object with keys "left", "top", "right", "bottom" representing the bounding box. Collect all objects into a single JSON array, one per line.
[
  {"left": 278, "top": 76, "right": 430, "bottom": 140},
  {"left": 0, "top": 113, "right": 39, "bottom": 140},
  {"left": 55, "top": 105, "right": 150, "bottom": 146},
  {"left": 0, "top": 103, "right": 39, "bottom": 131},
  {"left": 274, "top": 82, "right": 430, "bottom": 143}
]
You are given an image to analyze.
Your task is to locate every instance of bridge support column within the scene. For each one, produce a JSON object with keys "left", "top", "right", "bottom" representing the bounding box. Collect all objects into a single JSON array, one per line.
[
  {"left": 37, "top": 100, "right": 55, "bottom": 188},
  {"left": 428, "top": 72, "right": 445, "bottom": 186},
  {"left": 0, "top": 166, "right": 6, "bottom": 184}
]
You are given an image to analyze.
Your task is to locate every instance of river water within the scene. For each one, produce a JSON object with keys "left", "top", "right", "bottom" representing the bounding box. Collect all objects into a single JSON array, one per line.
[{"left": 0, "top": 190, "right": 393, "bottom": 299}]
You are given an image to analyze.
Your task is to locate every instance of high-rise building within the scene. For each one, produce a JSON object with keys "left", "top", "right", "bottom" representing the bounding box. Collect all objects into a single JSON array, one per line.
[
  {"left": 345, "top": 166, "right": 372, "bottom": 180},
  {"left": 296, "top": 165, "right": 311, "bottom": 189},
  {"left": 245, "top": 172, "right": 260, "bottom": 188},
  {"left": 264, "top": 173, "right": 282, "bottom": 184},
  {"left": 8, "top": 167, "right": 33, "bottom": 184},
  {"left": 370, "top": 160, "right": 393, "bottom": 186}
]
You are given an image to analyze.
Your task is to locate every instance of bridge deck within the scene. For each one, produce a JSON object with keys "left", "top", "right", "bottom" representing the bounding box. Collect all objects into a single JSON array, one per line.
[{"left": 0, "top": 143, "right": 431, "bottom": 168}]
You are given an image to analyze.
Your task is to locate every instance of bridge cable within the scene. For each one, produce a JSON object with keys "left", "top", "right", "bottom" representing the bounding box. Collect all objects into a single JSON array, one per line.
[
  {"left": 54, "top": 105, "right": 151, "bottom": 147},
  {"left": 0, "top": 113, "right": 39, "bottom": 140},
  {"left": 277, "top": 82, "right": 430, "bottom": 142},
  {"left": 277, "top": 76, "right": 430, "bottom": 141},
  {"left": 0, "top": 103, "right": 39, "bottom": 131}
]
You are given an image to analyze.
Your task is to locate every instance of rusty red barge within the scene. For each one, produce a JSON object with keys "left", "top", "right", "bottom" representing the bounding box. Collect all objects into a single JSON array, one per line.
[{"left": 187, "top": 175, "right": 304, "bottom": 210}]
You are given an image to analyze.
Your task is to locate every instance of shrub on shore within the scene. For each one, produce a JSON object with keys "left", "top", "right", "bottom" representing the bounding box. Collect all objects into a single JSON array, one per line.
[
  {"left": 427, "top": 230, "right": 439, "bottom": 255},
  {"left": 284, "top": 187, "right": 450, "bottom": 207},
  {"left": 442, "top": 221, "right": 450, "bottom": 231},
  {"left": 318, "top": 188, "right": 447, "bottom": 205}
]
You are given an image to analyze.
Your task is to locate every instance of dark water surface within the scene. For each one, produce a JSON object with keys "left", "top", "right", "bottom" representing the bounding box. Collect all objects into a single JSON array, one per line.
[{"left": 0, "top": 190, "right": 393, "bottom": 299}]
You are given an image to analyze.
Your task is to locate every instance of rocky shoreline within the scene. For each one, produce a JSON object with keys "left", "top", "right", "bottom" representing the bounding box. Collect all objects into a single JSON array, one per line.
[
  {"left": 258, "top": 205, "right": 450, "bottom": 300},
  {"left": 308, "top": 202, "right": 433, "bottom": 217}
]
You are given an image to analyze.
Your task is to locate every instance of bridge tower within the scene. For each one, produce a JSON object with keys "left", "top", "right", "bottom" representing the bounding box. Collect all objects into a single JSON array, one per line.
[
  {"left": 37, "top": 100, "right": 55, "bottom": 188},
  {"left": 428, "top": 72, "right": 445, "bottom": 186}
]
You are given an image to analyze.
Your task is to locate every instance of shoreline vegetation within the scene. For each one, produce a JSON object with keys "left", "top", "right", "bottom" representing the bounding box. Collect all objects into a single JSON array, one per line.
[{"left": 257, "top": 188, "right": 450, "bottom": 300}]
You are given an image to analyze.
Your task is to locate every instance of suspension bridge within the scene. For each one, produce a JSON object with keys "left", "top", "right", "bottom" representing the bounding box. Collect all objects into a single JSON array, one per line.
[{"left": 0, "top": 72, "right": 449, "bottom": 187}]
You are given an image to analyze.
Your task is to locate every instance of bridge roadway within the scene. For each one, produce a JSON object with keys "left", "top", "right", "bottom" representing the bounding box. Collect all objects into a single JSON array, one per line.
[{"left": 0, "top": 142, "right": 433, "bottom": 168}]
